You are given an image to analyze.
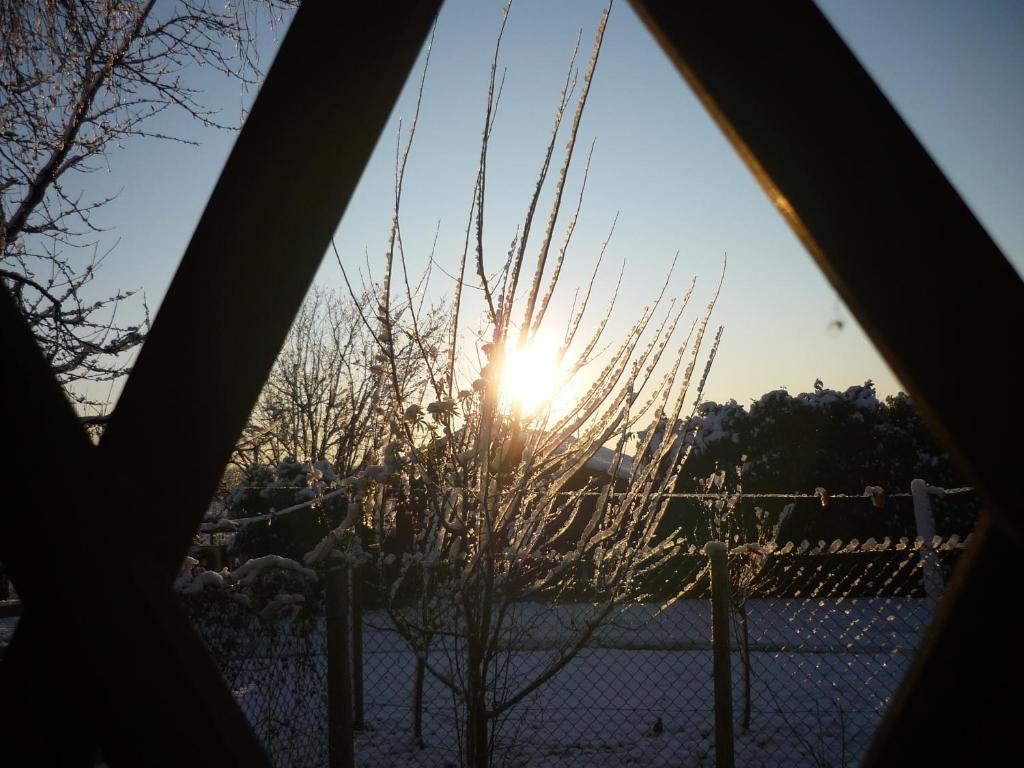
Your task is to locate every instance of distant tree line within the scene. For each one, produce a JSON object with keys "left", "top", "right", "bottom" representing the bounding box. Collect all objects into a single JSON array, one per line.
[
  {"left": 640, "top": 380, "right": 976, "bottom": 542},
  {"left": 222, "top": 379, "right": 976, "bottom": 564},
  {"left": 650, "top": 380, "right": 962, "bottom": 494}
]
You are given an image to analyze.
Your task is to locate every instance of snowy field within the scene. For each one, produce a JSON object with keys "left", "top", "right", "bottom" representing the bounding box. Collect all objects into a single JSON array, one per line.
[
  {"left": 0, "top": 596, "right": 928, "bottom": 766},
  {"left": 358, "top": 647, "right": 905, "bottom": 768},
  {"left": 0, "top": 614, "right": 17, "bottom": 648},
  {"left": 210, "top": 597, "right": 933, "bottom": 767}
]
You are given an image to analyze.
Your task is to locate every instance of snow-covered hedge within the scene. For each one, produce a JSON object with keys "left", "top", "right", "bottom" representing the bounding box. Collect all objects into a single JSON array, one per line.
[
  {"left": 641, "top": 381, "right": 961, "bottom": 494},
  {"left": 176, "top": 553, "right": 322, "bottom": 625},
  {"left": 218, "top": 457, "right": 359, "bottom": 563}
]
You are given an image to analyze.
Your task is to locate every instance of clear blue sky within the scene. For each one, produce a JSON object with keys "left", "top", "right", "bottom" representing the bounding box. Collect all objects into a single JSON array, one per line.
[{"left": 80, "top": 0, "right": 1023, "bottom": 408}]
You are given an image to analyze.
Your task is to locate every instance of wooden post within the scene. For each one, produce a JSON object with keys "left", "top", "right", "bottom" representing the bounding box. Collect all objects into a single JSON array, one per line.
[
  {"left": 910, "top": 479, "right": 944, "bottom": 607},
  {"left": 350, "top": 563, "right": 365, "bottom": 731},
  {"left": 706, "top": 541, "right": 735, "bottom": 768},
  {"left": 413, "top": 656, "right": 425, "bottom": 748},
  {"left": 326, "top": 564, "right": 354, "bottom": 768}
]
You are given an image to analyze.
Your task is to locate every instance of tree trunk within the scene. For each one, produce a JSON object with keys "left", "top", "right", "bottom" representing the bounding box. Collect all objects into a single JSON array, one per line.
[
  {"left": 737, "top": 601, "right": 752, "bottom": 732},
  {"left": 465, "top": 650, "right": 490, "bottom": 768}
]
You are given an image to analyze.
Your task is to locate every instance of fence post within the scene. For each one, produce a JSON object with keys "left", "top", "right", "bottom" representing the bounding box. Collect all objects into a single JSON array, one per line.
[
  {"left": 350, "top": 563, "right": 365, "bottom": 731},
  {"left": 910, "top": 479, "right": 944, "bottom": 606},
  {"left": 327, "top": 563, "right": 354, "bottom": 768},
  {"left": 706, "top": 541, "right": 735, "bottom": 768}
]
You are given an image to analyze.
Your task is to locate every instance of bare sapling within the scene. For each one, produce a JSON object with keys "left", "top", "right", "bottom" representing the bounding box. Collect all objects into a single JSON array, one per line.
[{"left": 305, "top": 3, "right": 725, "bottom": 765}]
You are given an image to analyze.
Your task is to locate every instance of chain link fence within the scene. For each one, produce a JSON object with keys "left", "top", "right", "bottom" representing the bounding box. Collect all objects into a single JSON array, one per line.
[
  {"left": 723, "top": 538, "right": 965, "bottom": 768},
  {"left": 183, "top": 529, "right": 968, "bottom": 767},
  {"left": 357, "top": 573, "right": 716, "bottom": 767},
  {"left": 185, "top": 591, "right": 329, "bottom": 768}
]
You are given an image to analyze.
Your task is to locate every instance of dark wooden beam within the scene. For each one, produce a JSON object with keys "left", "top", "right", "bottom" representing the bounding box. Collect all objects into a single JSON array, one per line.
[
  {"left": 629, "top": 1, "right": 1023, "bottom": 764},
  {"left": 99, "top": 0, "right": 443, "bottom": 579},
  {"left": 0, "top": 281, "right": 106, "bottom": 765},
  {"left": 1, "top": 0, "right": 443, "bottom": 763},
  {"left": 861, "top": 512, "right": 1021, "bottom": 767},
  {"left": 630, "top": 0, "right": 1021, "bottom": 521},
  {"left": 0, "top": 285, "right": 270, "bottom": 766}
]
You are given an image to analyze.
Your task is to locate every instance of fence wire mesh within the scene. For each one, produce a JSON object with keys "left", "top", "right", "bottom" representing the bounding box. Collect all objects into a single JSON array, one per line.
[
  {"left": 357, "top": 580, "right": 716, "bottom": 767},
  {"left": 185, "top": 592, "right": 329, "bottom": 768},
  {"left": 724, "top": 539, "right": 965, "bottom": 768},
  {"left": 183, "top": 535, "right": 968, "bottom": 767}
]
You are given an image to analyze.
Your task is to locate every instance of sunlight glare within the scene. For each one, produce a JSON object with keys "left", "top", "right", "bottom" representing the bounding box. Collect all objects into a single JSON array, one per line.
[{"left": 500, "top": 333, "right": 570, "bottom": 416}]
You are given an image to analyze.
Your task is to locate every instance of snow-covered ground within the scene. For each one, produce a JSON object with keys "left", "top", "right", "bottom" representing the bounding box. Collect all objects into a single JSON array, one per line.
[
  {"left": 0, "top": 614, "right": 17, "bottom": 648},
  {"left": 1, "top": 582, "right": 931, "bottom": 766},
  {"left": 205, "top": 597, "right": 932, "bottom": 767},
  {"left": 359, "top": 646, "right": 902, "bottom": 768}
]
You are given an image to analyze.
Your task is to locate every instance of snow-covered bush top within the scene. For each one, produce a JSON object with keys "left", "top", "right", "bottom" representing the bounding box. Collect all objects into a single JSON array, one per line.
[
  {"left": 636, "top": 381, "right": 960, "bottom": 494},
  {"left": 175, "top": 553, "right": 321, "bottom": 623},
  {"left": 224, "top": 457, "right": 338, "bottom": 518}
]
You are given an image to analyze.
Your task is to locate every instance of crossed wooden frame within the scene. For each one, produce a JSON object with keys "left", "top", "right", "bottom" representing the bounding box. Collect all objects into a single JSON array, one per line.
[{"left": 1, "top": 2, "right": 1020, "bottom": 765}]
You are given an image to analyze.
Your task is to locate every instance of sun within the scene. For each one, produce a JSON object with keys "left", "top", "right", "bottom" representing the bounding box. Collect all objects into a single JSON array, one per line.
[{"left": 499, "top": 333, "right": 570, "bottom": 416}]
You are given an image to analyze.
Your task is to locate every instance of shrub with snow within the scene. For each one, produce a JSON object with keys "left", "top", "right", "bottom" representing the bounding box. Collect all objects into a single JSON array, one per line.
[
  {"left": 222, "top": 458, "right": 360, "bottom": 562},
  {"left": 176, "top": 553, "right": 323, "bottom": 630}
]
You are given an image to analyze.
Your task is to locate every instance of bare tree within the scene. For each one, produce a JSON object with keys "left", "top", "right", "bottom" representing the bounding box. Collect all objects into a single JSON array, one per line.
[
  {"left": 0, "top": 0, "right": 293, "bottom": 403},
  {"left": 235, "top": 285, "right": 447, "bottom": 476},
  {"left": 304, "top": 4, "right": 724, "bottom": 765}
]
